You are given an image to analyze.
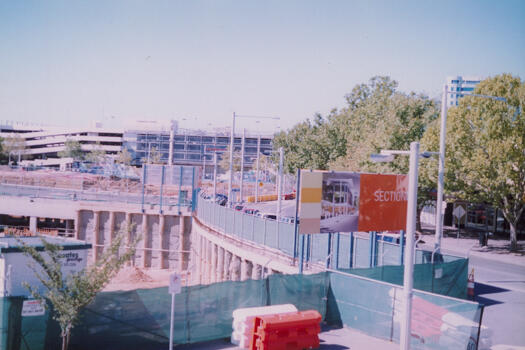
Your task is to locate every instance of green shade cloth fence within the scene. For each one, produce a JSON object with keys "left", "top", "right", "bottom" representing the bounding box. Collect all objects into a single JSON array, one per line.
[{"left": 1, "top": 271, "right": 481, "bottom": 350}]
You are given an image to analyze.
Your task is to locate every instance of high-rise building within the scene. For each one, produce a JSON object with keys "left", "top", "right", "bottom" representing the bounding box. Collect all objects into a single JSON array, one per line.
[{"left": 445, "top": 76, "right": 482, "bottom": 108}]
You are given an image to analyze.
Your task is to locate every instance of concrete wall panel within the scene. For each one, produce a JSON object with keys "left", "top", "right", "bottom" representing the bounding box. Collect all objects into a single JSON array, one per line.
[{"left": 164, "top": 215, "right": 180, "bottom": 270}]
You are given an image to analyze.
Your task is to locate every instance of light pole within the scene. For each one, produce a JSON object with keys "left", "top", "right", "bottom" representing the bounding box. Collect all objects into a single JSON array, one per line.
[
  {"left": 434, "top": 86, "right": 507, "bottom": 253},
  {"left": 227, "top": 113, "right": 280, "bottom": 207},
  {"left": 373, "top": 143, "right": 438, "bottom": 350}
]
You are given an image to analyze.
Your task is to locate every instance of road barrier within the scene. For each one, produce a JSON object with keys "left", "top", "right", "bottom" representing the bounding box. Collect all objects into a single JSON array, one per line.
[{"left": 250, "top": 310, "right": 321, "bottom": 350}]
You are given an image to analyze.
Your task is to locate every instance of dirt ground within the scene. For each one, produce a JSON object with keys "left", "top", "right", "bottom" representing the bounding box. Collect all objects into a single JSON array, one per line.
[{"left": 104, "top": 266, "right": 191, "bottom": 292}]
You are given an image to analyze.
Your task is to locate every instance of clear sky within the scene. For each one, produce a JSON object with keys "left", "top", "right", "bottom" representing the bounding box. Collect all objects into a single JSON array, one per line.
[{"left": 1, "top": 0, "right": 524, "bottom": 133}]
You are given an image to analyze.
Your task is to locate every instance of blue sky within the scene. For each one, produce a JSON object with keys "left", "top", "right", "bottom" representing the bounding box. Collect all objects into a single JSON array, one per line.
[{"left": 1, "top": 0, "right": 524, "bottom": 132}]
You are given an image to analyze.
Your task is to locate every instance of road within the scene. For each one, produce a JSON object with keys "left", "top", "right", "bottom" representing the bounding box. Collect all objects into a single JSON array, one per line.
[{"left": 467, "top": 254, "right": 525, "bottom": 349}]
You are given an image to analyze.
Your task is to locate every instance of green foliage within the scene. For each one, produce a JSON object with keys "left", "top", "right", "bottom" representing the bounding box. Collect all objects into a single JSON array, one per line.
[
  {"left": 422, "top": 74, "right": 525, "bottom": 250},
  {"left": 274, "top": 77, "right": 438, "bottom": 176},
  {"left": 273, "top": 112, "right": 346, "bottom": 173},
  {"left": 18, "top": 229, "right": 139, "bottom": 350},
  {"left": 85, "top": 142, "right": 106, "bottom": 165},
  {"left": 58, "top": 140, "right": 84, "bottom": 161},
  {"left": 218, "top": 145, "right": 243, "bottom": 172},
  {"left": 330, "top": 76, "right": 438, "bottom": 174},
  {"left": 1, "top": 134, "right": 26, "bottom": 163},
  {"left": 116, "top": 148, "right": 133, "bottom": 165}
]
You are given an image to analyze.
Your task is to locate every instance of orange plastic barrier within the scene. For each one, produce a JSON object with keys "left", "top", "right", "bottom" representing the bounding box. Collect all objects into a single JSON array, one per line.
[{"left": 249, "top": 310, "right": 321, "bottom": 350}]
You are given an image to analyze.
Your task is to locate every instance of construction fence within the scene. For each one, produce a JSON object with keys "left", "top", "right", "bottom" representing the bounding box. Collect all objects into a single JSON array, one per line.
[
  {"left": 0, "top": 272, "right": 482, "bottom": 350},
  {"left": 196, "top": 196, "right": 468, "bottom": 299}
]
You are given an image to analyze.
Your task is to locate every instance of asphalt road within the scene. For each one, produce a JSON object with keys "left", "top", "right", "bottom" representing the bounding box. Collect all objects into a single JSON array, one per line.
[{"left": 468, "top": 255, "right": 525, "bottom": 349}]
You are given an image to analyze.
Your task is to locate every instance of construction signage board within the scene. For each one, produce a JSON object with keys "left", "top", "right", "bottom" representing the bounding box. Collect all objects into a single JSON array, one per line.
[
  {"left": 299, "top": 170, "right": 408, "bottom": 234},
  {"left": 21, "top": 299, "right": 45, "bottom": 317}
]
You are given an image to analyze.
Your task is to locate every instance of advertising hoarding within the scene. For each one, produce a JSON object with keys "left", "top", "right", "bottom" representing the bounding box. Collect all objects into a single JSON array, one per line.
[{"left": 299, "top": 170, "right": 408, "bottom": 233}]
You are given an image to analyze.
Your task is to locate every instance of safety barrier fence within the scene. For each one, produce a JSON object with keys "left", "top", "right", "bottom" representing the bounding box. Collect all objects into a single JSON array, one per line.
[
  {"left": 196, "top": 197, "right": 465, "bottom": 266},
  {"left": 0, "top": 272, "right": 483, "bottom": 350},
  {"left": 0, "top": 183, "right": 191, "bottom": 208}
]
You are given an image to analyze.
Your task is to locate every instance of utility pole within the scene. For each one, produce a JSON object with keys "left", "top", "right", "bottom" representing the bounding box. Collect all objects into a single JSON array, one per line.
[
  {"left": 277, "top": 147, "right": 284, "bottom": 221},
  {"left": 228, "top": 113, "right": 235, "bottom": 207},
  {"left": 255, "top": 134, "right": 261, "bottom": 203},
  {"left": 240, "top": 128, "right": 246, "bottom": 203},
  {"left": 213, "top": 152, "right": 218, "bottom": 200},
  {"left": 435, "top": 84, "right": 448, "bottom": 253}
]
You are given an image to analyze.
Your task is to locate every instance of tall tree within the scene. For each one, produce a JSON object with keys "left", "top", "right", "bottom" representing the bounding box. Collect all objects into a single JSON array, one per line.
[
  {"left": 19, "top": 229, "right": 139, "bottom": 350},
  {"left": 115, "top": 148, "right": 132, "bottom": 165},
  {"left": 218, "top": 145, "right": 243, "bottom": 172},
  {"left": 2, "top": 134, "right": 26, "bottom": 164},
  {"left": 421, "top": 74, "right": 524, "bottom": 250},
  {"left": 85, "top": 142, "right": 106, "bottom": 165},
  {"left": 273, "top": 112, "right": 346, "bottom": 173},
  {"left": 58, "top": 140, "right": 84, "bottom": 161}
]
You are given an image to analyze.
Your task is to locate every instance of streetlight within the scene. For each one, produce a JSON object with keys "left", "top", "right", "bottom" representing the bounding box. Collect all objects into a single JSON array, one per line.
[
  {"left": 228, "top": 113, "right": 280, "bottom": 207},
  {"left": 434, "top": 86, "right": 508, "bottom": 253},
  {"left": 372, "top": 142, "right": 438, "bottom": 350}
]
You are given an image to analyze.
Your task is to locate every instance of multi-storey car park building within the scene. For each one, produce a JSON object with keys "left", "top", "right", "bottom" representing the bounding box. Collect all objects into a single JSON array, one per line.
[
  {"left": 446, "top": 76, "right": 482, "bottom": 108},
  {"left": 0, "top": 120, "right": 274, "bottom": 169},
  {"left": 0, "top": 121, "right": 123, "bottom": 164}
]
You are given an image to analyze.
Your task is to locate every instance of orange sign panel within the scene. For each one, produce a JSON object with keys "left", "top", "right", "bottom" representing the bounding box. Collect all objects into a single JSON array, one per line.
[
  {"left": 298, "top": 170, "right": 408, "bottom": 233},
  {"left": 358, "top": 174, "right": 408, "bottom": 232}
]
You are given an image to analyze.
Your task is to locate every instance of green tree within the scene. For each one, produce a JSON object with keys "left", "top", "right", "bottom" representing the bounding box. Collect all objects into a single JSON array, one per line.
[
  {"left": 2, "top": 134, "right": 26, "bottom": 164},
  {"left": 0, "top": 136, "right": 5, "bottom": 163},
  {"left": 329, "top": 76, "right": 439, "bottom": 231},
  {"left": 85, "top": 142, "right": 106, "bottom": 165},
  {"left": 115, "top": 148, "right": 132, "bottom": 165},
  {"left": 19, "top": 229, "right": 139, "bottom": 350},
  {"left": 58, "top": 140, "right": 84, "bottom": 161},
  {"left": 421, "top": 74, "right": 524, "bottom": 250},
  {"left": 273, "top": 112, "right": 346, "bottom": 173},
  {"left": 218, "top": 145, "right": 243, "bottom": 172}
]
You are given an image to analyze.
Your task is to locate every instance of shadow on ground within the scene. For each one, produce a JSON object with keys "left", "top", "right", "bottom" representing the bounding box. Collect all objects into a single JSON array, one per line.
[{"left": 474, "top": 282, "right": 508, "bottom": 306}]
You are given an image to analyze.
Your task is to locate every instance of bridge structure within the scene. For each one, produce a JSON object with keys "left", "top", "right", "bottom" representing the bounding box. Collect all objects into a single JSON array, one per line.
[{"left": 0, "top": 172, "right": 486, "bottom": 350}]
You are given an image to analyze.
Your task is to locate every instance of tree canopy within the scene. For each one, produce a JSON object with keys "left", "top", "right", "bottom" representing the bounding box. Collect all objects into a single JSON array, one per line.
[
  {"left": 58, "top": 140, "right": 84, "bottom": 161},
  {"left": 421, "top": 74, "right": 524, "bottom": 250},
  {"left": 19, "top": 229, "right": 139, "bottom": 350}
]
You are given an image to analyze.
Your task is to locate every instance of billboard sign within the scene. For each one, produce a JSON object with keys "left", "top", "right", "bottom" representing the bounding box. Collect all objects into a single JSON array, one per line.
[{"left": 299, "top": 170, "right": 408, "bottom": 233}]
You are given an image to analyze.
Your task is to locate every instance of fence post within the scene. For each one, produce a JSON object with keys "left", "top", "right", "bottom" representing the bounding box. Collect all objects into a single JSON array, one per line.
[
  {"left": 326, "top": 233, "right": 332, "bottom": 269},
  {"left": 293, "top": 169, "right": 301, "bottom": 260},
  {"left": 399, "top": 230, "right": 405, "bottom": 265},
  {"left": 369, "top": 231, "right": 374, "bottom": 267},
  {"left": 299, "top": 234, "right": 305, "bottom": 274},
  {"left": 349, "top": 232, "right": 354, "bottom": 268},
  {"left": 335, "top": 233, "right": 340, "bottom": 269},
  {"left": 306, "top": 234, "right": 311, "bottom": 265},
  {"left": 159, "top": 165, "right": 165, "bottom": 214},
  {"left": 141, "top": 164, "right": 146, "bottom": 213},
  {"left": 177, "top": 166, "right": 183, "bottom": 215}
]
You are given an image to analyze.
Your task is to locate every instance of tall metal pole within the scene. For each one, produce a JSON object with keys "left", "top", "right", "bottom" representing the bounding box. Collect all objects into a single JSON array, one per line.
[
  {"left": 202, "top": 154, "right": 206, "bottom": 182},
  {"left": 277, "top": 147, "right": 284, "bottom": 221},
  {"left": 168, "top": 127, "right": 174, "bottom": 165},
  {"left": 240, "top": 128, "right": 246, "bottom": 203},
  {"left": 255, "top": 135, "right": 261, "bottom": 203},
  {"left": 228, "top": 112, "right": 235, "bottom": 207},
  {"left": 435, "top": 84, "right": 448, "bottom": 253},
  {"left": 213, "top": 153, "right": 218, "bottom": 200},
  {"left": 400, "top": 141, "right": 420, "bottom": 350}
]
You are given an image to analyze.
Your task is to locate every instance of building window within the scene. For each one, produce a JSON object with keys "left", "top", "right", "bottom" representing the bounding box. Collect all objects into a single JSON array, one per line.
[{"left": 187, "top": 144, "right": 201, "bottom": 151}]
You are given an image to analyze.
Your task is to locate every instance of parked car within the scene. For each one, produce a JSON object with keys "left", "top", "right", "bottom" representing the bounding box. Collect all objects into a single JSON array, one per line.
[
  {"left": 214, "top": 194, "right": 228, "bottom": 206},
  {"left": 234, "top": 205, "right": 244, "bottom": 211}
]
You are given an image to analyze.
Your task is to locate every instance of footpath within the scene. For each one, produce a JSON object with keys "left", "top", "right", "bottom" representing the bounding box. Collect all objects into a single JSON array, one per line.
[{"left": 417, "top": 224, "right": 525, "bottom": 267}]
